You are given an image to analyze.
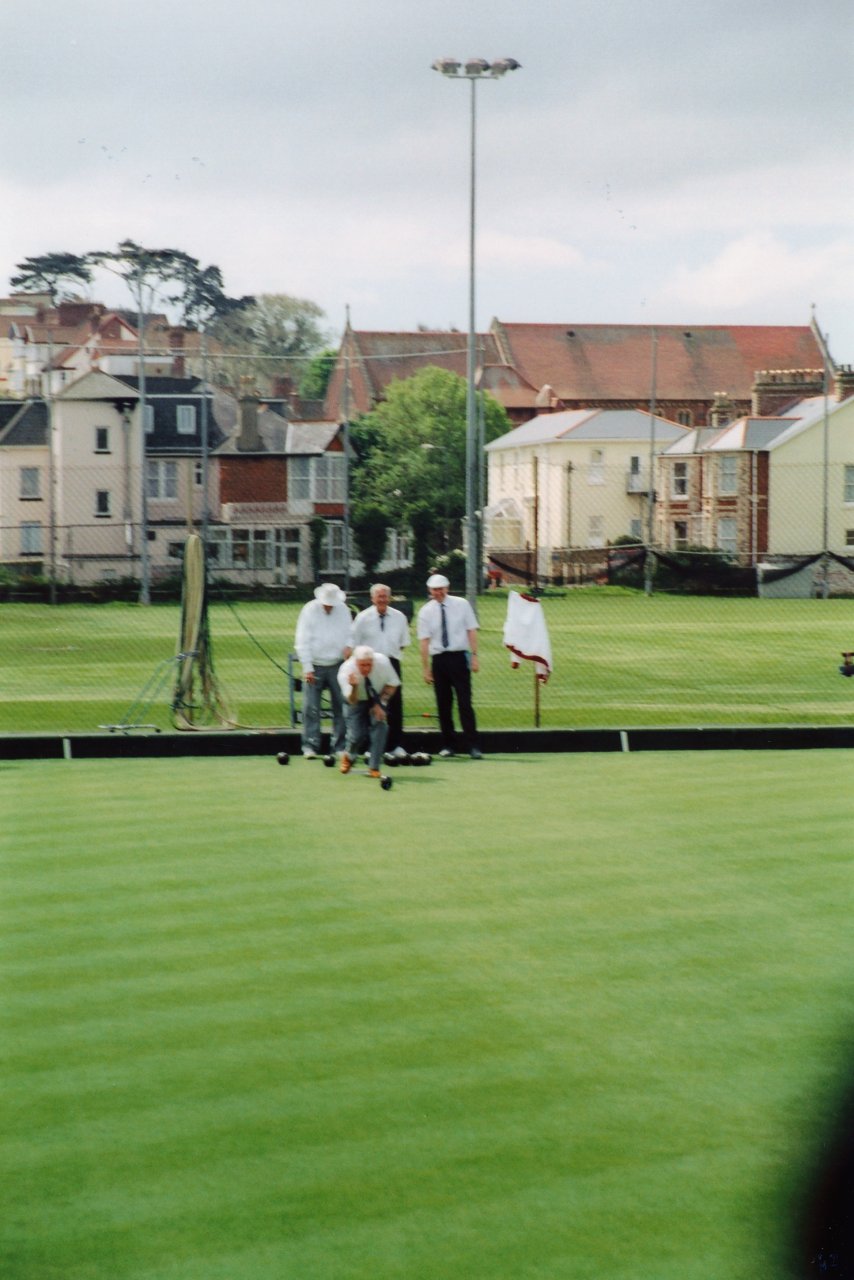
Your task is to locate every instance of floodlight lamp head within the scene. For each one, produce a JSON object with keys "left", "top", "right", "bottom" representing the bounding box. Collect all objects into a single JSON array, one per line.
[
  {"left": 432, "top": 57, "right": 461, "bottom": 76},
  {"left": 490, "top": 57, "right": 521, "bottom": 76},
  {"left": 464, "top": 57, "right": 490, "bottom": 76}
]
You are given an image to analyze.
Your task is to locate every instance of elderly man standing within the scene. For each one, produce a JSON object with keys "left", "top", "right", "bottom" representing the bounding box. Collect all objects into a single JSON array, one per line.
[
  {"left": 294, "top": 582, "right": 352, "bottom": 759},
  {"left": 417, "top": 572, "right": 482, "bottom": 759},
  {"left": 338, "top": 645, "right": 400, "bottom": 777},
  {"left": 351, "top": 582, "right": 410, "bottom": 759}
]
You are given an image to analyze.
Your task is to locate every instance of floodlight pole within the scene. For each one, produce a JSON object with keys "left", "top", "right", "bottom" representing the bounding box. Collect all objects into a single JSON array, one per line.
[{"left": 433, "top": 56, "right": 520, "bottom": 608}]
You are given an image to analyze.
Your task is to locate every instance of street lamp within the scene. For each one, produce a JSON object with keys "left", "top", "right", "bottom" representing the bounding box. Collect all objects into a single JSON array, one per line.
[{"left": 432, "top": 55, "right": 521, "bottom": 607}]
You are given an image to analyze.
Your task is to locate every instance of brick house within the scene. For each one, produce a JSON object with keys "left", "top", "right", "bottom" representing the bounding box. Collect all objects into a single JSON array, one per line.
[{"left": 658, "top": 366, "right": 854, "bottom": 564}]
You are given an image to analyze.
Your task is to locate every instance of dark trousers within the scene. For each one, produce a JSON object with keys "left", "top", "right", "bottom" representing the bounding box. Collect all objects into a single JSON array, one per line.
[
  {"left": 387, "top": 657, "right": 404, "bottom": 751},
  {"left": 432, "top": 650, "right": 478, "bottom": 750}
]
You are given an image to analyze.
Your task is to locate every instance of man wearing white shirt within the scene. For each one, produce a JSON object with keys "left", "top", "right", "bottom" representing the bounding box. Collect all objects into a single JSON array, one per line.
[
  {"left": 351, "top": 583, "right": 410, "bottom": 757},
  {"left": 417, "top": 573, "right": 482, "bottom": 759},
  {"left": 338, "top": 646, "right": 400, "bottom": 776},
  {"left": 294, "top": 582, "right": 352, "bottom": 759}
]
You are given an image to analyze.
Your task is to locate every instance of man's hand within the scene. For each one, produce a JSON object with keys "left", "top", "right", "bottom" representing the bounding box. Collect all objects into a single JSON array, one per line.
[
  {"left": 348, "top": 671, "right": 360, "bottom": 687},
  {"left": 470, "top": 655, "right": 480, "bottom": 674},
  {"left": 370, "top": 703, "right": 387, "bottom": 721},
  {"left": 423, "top": 669, "right": 434, "bottom": 685},
  {"left": 304, "top": 671, "right": 316, "bottom": 685}
]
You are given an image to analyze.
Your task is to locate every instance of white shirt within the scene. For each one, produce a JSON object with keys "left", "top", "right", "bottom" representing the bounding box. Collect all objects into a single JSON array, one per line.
[
  {"left": 294, "top": 600, "right": 352, "bottom": 672},
  {"left": 351, "top": 605, "right": 410, "bottom": 661},
  {"left": 337, "top": 652, "right": 400, "bottom": 702},
  {"left": 417, "top": 594, "right": 479, "bottom": 656}
]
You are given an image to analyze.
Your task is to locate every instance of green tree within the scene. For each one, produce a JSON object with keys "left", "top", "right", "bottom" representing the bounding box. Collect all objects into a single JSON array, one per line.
[
  {"left": 351, "top": 366, "right": 510, "bottom": 561},
  {"left": 10, "top": 252, "right": 93, "bottom": 302},
  {"left": 298, "top": 347, "right": 337, "bottom": 401},
  {"left": 88, "top": 240, "right": 250, "bottom": 330},
  {"left": 212, "top": 293, "right": 330, "bottom": 395}
]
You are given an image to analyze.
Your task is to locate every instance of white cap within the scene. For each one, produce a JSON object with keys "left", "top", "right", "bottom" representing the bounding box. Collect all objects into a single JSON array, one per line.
[{"left": 426, "top": 573, "right": 450, "bottom": 589}]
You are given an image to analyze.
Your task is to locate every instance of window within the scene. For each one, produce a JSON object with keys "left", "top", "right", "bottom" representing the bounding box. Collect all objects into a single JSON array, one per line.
[
  {"left": 588, "top": 448, "right": 605, "bottom": 485},
  {"left": 629, "top": 517, "right": 643, "bottom": 540},
  {"left": 673, "top": 520, "right": 689, "bottom": 550},
  {"left": 315, "top": 453, "right": 345, "bottom": 501},
  {"left": 20, "top": 466, "right": 41, "bottom": 499},
  {"left": 194, "top": 459, "right": 204, "bottom": 486},
  {"left": 627, "top": 455, "right": 645, "bottom": 493},
  {"left": 144, "top": 405, "right": 155, "bottom": 434},
  {"left": 677, "top": 410, "right": 693, "bottom": 427},
  {"left": 95, "top": 426, "right": 110, "bottom": 452},
  {"left": 177, "top": 405, "right": 197, "bottom": 435},
  {"left": 717, "top": 516, "right": 738, "bottom": 555},
  {"left": 289, "top": 454, "right": 345, "bottom": 502},
  {"left": 289, "top": 456, "right": 310, "bottom": 501},
  {"left": 146, "top": 459, "right": 178, "bottom": 499},
  {"left": 846, "top": 530, "right": 854, "bottom": 547},
  {"left": 20, "top": 521, "right": 43, "bottom": 554},
  {"left": 95, "top": 490, "right": 111, "bottom": 517},
  {"left": 845, "top": 466, "right": 854, "bottom": 503},
  {"left": 671, "top": 461, "right": 688, "bottom": 498},
  {"left": 321, "top": 521, "right": 346, "bottom": 572},
  {"left": 588, "top": 515, "right": 605, "bottom": 548},
  {"left": 718, "top": 455, "right": 738, "bottom": 496}
]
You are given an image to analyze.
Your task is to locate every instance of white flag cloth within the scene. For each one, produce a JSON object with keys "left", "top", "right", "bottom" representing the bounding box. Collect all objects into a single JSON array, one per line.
[{"left": 503, "top": 591, "right": 553, "bottom": 683}]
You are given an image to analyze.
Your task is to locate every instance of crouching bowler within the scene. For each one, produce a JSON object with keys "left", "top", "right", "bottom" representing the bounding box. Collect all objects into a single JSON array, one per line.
[{"left": 337, "top": 645, "right": 400, "bottom": 776}]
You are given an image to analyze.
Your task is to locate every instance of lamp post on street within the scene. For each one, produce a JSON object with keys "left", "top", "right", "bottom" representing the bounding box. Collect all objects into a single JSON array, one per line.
[{"left": 432, "top": 56, "right": 521, "bottom": 607}]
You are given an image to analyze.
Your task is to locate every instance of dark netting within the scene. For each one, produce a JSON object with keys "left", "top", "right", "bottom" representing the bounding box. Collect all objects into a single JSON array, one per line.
[
  {"left": 650, "top": 550, "right": 757, "bottom": 595},
  {"left": 758, "top": 554, "right": 823, "bottom": 584},
  {"left": 608, "top": 545, "right": 646, "bottom": 587}
]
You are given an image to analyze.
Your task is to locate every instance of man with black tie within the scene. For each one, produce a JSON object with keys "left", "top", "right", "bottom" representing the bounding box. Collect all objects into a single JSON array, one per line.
[
  {"left": 337, "top": 645, "right": 400, "bottom": 777},
  {"left": 417, "top": 573, "right": 483, "bottom": 759},
  {"left": 351, "top": 583, "right": 410, "bottom": 758}
]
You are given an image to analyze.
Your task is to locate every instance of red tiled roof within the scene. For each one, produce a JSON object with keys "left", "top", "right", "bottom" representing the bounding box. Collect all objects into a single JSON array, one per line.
[
  {"left": 490, "top": 322, "right": 824, "bottom": 402},
  {"left": 324, "top": 329, "right": 501, "bottom": 419}
]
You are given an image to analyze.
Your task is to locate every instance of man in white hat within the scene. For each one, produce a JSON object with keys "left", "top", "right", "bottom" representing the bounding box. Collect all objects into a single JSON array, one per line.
[
  {"left": 337, "top": 645, "right": 400, "bottom": 776},
  {"left": 294, "top": 582, "right": 352, "bottom": 758},
  {"left": 417, "top": 573, "right": 482, "bottom": 759}
]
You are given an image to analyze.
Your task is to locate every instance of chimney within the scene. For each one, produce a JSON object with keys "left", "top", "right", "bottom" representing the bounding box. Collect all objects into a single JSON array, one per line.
[
  {"left": 835, "top": 365, "right": 854, "bottom": 403},
  {"left": 237, "top": 393, "right": 262, "bottom": 452},
  {"left": 710, "top": 391, "right": 736, "bottom": 428},
  {"left": 751, "top": 369, "right": 824, "bottom": 416},
  {"left": 169, "top": 327, "right": 185, "bottom": 378}
]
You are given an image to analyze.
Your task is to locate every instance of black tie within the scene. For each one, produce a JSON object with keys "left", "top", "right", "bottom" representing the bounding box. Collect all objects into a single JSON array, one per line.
[
  {"left": 365, "top": 675, "right": 375, "bottom": 703},
  {"left": 380, "top": 614, "right": 385, "bottom": 631},
  {"left": 440, "top": 602, "right": 449, "bottom": 649}
]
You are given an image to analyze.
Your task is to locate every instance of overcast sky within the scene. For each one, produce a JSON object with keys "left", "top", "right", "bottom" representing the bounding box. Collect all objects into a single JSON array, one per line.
[{"left": 3, "top": 0, "right": 852, "bottom": 361}]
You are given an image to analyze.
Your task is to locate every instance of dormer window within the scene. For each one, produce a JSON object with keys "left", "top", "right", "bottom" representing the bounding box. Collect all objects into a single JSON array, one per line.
[{"left": 177, "top": 405, "right": 197, "bottom": 435}]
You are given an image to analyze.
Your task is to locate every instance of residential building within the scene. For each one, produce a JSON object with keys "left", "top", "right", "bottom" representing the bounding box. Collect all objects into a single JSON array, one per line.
[
  {"left": 0, "top": 369, "right": 347, "bottom": 586},
  {"left": 485, "top": 407, "right": 689, "bottom": 582},
  {"left": 212, "top": 396, "right": 347, "bottom": 582},
  {"left": 658, "top": 366, "right": 854, "bottom": 582}
]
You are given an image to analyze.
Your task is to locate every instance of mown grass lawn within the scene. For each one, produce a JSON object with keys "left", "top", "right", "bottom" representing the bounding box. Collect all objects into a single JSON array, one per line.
[
  {"left": 2, "top": 751, "right": 852, "bottom": 1278},
  {"left": 3, "top": 590, "right": 854, "bottom": 734}
]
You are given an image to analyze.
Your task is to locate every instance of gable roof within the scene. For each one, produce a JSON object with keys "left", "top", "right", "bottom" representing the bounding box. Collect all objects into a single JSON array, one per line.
[
  {"left": 323, "top": 328, "right": 502, "bottom": 419},
  {"left": 490, "top": 322, "right": 824, "bottom": 402},
  {"left": 486, "top": 407, "right": 689, "bottom": 451},
  {"left": 57, "top": 369, "right": 140, "bottom": 400},
  {"left": 662, "top": 394, "right": 847, "bottom": 455}
]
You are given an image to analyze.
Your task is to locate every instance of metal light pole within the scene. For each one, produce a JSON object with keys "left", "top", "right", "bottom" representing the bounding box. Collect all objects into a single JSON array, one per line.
[{"left": 432, "top": 56, "right": 521, "bottom": 607}]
